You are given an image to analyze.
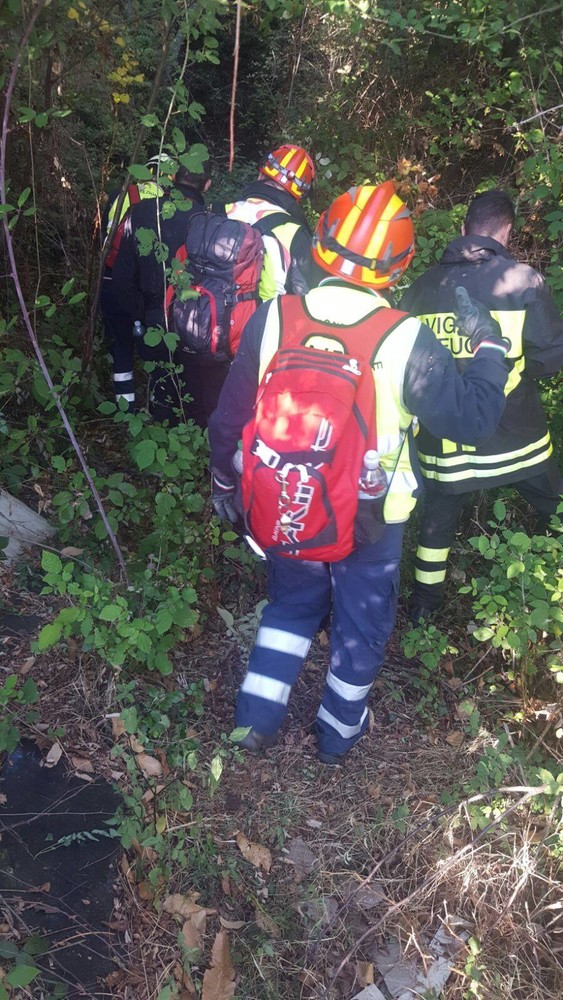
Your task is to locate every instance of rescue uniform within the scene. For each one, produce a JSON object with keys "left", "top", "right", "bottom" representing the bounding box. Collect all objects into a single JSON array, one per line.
[
  {"left": 101, "top": 181, "right": 164, "bottom": 409},
  {"left": 111, "top": 183, "right": 211, "bottom": 424},
  {"left": 225, "top": 180, "right": 322, "bottom": 300},
  {"left": 208, "top": 280, "right": 509, "bottom": 756},
  {"left": 399, "top": 235, "right": 563, "bottom": 610}
]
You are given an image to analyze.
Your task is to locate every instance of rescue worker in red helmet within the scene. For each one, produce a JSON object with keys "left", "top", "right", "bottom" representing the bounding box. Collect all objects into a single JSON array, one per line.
[
  {"left": 224, "top": 143, "right": 321, "bottom": 300},
  {"left": 208, "top": 182, "right": 510, "bottom": 764}
]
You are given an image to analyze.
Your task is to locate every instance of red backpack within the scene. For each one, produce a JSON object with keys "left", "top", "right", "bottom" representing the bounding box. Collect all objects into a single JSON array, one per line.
[
  {"left": 169, "top": 211, "right": 264, "bottom": 360},
  {"left": 241, "top": 296, "right": 399, "bottom": 561}
]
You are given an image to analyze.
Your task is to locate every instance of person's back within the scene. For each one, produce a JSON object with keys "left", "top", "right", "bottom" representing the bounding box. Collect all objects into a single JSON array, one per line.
[
  {"left": 111, "top": 155, "right": 212, "bottom": 423},
  {"left": 225, "top": 144, "right": 321, "bottom": 299},
  {"left": 399, "top": 189, "right": 563, "bottom": 620}
]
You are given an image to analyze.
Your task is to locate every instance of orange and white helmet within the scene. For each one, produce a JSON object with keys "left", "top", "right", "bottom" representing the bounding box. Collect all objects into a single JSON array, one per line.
[
  {"left": 259, "top": 144, "right": 314, "bottom": 200},
  {"left": 312, "top": 182, "right": 415, "bottom": 289}
]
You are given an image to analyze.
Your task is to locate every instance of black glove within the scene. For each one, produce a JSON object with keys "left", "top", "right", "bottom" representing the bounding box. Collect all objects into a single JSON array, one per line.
[
  {"left": 211, "top": 472, "right": 239, "bottom": 524},
  {"left": 454, "top": 286, "right": 510, "bottom": 356}
]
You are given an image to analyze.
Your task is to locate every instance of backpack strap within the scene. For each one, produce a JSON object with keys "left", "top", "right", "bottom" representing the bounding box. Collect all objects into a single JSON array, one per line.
[{"left": 251, "top": 212, "right": 291, "bottom": 238}]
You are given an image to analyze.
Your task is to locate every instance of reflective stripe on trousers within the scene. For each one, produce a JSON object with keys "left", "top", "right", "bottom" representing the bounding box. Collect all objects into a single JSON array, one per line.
[{"left": 236, "top": 523, "right": 404, "bottom": 756}]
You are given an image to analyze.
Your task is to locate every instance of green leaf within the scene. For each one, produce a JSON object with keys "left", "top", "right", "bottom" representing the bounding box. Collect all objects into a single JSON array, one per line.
[
  {"left": 0, "top": 203, "right": 15, "bottom": 216},
  {"left": 172, "top": 127, "right": 186, "bottom": 152},
  {"left": 121, "top": 706, "right": 138, "bottom": 733},
  {"left": 128, "top": 163, "right": 153, "bottom": 180},
  {"left": 68, "top": 291, "right": 86, "bottom": 305},
  {"left": 42, "top": 550, "right": 62, "bottom": 574},
  {"left": 17, "top": 187, "right": 31, "bottom": 208},
  {"left": 493, "top": 499, "right": 506, "bottom": 521},
  {"left": 141, "top": 113, "right": 159, "bottom": 127},
  {"left": 0, "top": 940, "right": 19, "bottom": 958},
  {"left": 178, "top": 143, "right": 208, "bottom": 174},
  {"left": 6, "top": 965, "right": 40, "bottom": 987},
  {"left": 473, "top": 626, "right": 495, "bottom": 641},
  {"left": 36, "top": 621, "right": 63, "bottom": 650},
  {"left": 132, "top": 439, "right": 157, "bottom": 470},
  {"left": 143, "top": 327, "right": 163, "bottom": 347},
  {"left": 21, "top": 678, "right": 39, "bottom": 704},
  {"left": 35, "top": 112, "right": 48, "bottom": 128},
  {"left": 98, "top": 604, "right": 122, "bottom": 622},
  {"left": 229, "top": 726, "right": 251, "bottom": 743},
  {"left": 18, "top": 107, "right": 37, "bottom": 123},
  {"left": 506, "top": 561, "right": 525, "bottom": 578}
]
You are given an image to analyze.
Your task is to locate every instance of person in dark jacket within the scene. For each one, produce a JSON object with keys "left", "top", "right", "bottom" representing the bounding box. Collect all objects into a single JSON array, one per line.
[
  {"left": 225, "top": 144, "right": 322, "bottom": 299},
  {"left": 399, "top": 189, "right": 563, "bottom": 622},
  {"left": 208, "top": 182, "right": 510, "bottom": 765},
  {"left": 100, "top": 154, "right": 168, "bottom": 411},
  {"left": 111, "top": 153, "right": 213, "bottom": 424}
]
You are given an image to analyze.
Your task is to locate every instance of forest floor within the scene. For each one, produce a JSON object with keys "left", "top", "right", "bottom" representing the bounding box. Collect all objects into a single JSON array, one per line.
[{"left": 0, "top": 543, "right": 561, "bottom": 1000}]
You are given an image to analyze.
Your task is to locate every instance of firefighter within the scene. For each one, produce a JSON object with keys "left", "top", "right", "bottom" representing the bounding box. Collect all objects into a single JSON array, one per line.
[
  {"left": 100, "top": 154, "right": 168, "bottom": 410},
  {"left": 225, "top": 144, "right": 322, "bottom": 299},
  {"left": 399, "top": 189, "right": 563, "bottom": 623},
  {"left": 110, "top": 152, "right": 212, "bottom": 424},
  {"left": 208, "top": 182, "right": 511, "bottom": 764}
]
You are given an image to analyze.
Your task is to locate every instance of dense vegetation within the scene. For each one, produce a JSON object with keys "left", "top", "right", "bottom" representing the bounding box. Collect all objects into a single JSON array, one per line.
[{"left": 1, "top": 2, "right": 561, "bottom": 999}]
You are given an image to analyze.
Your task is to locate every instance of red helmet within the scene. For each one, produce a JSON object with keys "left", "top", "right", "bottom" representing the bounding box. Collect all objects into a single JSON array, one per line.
[
  {"left": 312, "top": 182, "right": 415, "bottom": 289},
  {"left": 259, "top": 144, "right": 314, "bottom": 200}
]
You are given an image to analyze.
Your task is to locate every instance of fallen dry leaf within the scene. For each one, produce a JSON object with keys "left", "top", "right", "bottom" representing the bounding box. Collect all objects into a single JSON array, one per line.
[
  {"left": 129, "top": 736, "right": 145, "bottom": 754},
  {"left": 44, "top": 742, "right": 63, "bottom": 768},
  {"left": 162, "top": 893, "right": 208, "bottom": 919},
  {"left": 445, "top": 731, "right": 465, "bottom": 748},
  {"left": 201, "top": 930, "right": 235, "bottom": 1000},
  {"left": 60, "top": 546, "right": 84, "bottom": 557},
  {"left": 135, "top": 753, "right": 163, "bottom": 778},
  {"left": 219, "top": 916, "right": 246, "bottom": 930},
  {"left": 235, "top": 831, "right": 271, "bottom": 873},
  {"left": 110, "top": 716, "right": 126, "bottom": 739},
  {"left": 71, "top": 757, "right": 94, "bottom": 773},
  {"left": 181, "top": 909, "right": 207, "bottom": 953},
  {"left": 357, "top": 960, "right": 374, "bottom": 986},
  {"left": 254, "top": 907, "right": 281, "bottom": 939},
  {"left": 19, "top": 656, "right": 35, "bottom": 675}
]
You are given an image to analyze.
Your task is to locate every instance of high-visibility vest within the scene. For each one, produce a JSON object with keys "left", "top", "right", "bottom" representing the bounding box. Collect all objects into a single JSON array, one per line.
[{"left": 104, "top": 181, "right": 163, "bottom": 268}]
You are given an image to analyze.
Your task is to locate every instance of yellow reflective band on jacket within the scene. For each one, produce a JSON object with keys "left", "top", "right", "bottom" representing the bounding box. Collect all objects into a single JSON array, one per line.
[
  {"left": 104, "top": 181, "right": 163, "bottom": 246},
  {"left": 257, "top": 288, "right": 421, "bottom": 525},
  {"left": 419, "top": 433, "right": 553, "bottom": 482}
]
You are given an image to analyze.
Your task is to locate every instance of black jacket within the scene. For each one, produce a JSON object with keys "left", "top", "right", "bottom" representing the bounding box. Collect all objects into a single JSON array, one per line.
[
  {"left": 400, "top": 236, "right": 563, "bottom": 491},
  {"left": 111, "top": 183, "right": 206, "bottom": 330}
]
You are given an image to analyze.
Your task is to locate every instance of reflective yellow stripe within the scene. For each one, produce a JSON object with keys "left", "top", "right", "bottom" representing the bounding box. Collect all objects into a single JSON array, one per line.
[
  {"left": 421, "top": 447, "right": 553, "bottom": 483},
  {"left": 419, "top": 433, "right": 552, "bottom": 469},
  {"left": 417, "top": 546, "right": 450, "bottom": 563},
  {"left": 415, "top": 568, "right": 447, "bottom": 584}
]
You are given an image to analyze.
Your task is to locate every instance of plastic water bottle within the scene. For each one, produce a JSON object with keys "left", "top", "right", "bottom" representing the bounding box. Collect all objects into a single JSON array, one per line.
[
  {"left": 132, "top": 319, "right": 145, "bottom": 339},
  {"left": 358, "top": 450, "right": 387, "bottom": 499},
  {"left": 232, "top": 443, "right": 243, "bottom": 476}
]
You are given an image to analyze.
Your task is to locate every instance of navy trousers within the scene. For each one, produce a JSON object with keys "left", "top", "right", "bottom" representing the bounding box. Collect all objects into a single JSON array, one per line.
[{"left": 236, "top": 523, "right": 404, "bottom": 756}]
